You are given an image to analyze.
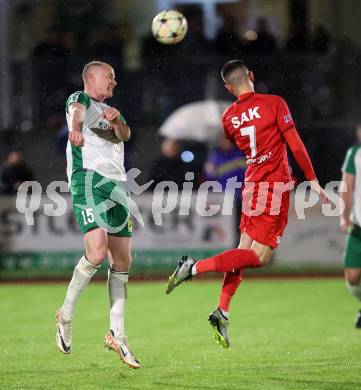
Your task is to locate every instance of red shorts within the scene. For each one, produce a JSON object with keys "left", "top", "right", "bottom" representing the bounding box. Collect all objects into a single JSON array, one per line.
[{"left": 240, "top": 182, "right": 291, "bottom": 248}]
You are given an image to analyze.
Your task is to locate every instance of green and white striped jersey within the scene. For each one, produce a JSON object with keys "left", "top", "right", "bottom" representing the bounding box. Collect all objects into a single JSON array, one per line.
[
  {"left": 342, "top": 144, "right": 361, "bottom": 226},
  {"left": 65, "top": 91, "right": 127, "bottom": 183}
]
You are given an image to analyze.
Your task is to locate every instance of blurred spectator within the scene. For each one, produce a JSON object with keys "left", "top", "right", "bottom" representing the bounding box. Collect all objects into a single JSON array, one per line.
[
  {"left": 62, "top": 31, "right": 76, "bottom": 56},
  {"left": 141, "top": 23, "right": 179, "bottom": 116},
  {"left": 56, "top": 123, "right": 69, "bottom": 156},
  {"left": 310, "top": 24, "right": 330, "bottom": 53},
  {"left": 149, "top": 138, "right": 189, "bottom": 187},
  {"left": 32, "top": 25, "right": 72, "bottom": 125},
  {"left": 142, "top": 10, "right": 211, "bottom": 114},
  {"left": 0, "top": 151, "right": 34, "bottom": 194},
  {"left": 90, "top": 23, "right": 128, "bottom": 67},
  {"left": 142, "top": 9, "right": 211, "bottom": 66},
  {"left": 32, "top": 25, "right": 71, "bottom": 58},
  {"left": 177, "top": 11, "right": 211, "bottom": 59},
  {"left": 245, "top": 17, "right": 277, "bottom": 54},
  {"left": 142, "top": 30, "right": 177, "bottom": 65},
  {"left": 286, "top": 23, "right": 308, "bottom": 52},
  {"left": 204, "top": 135, "right": 246, "bottom": 189},
  {"left": 215, "top": 16, "right": 242, "bottom": 57},
  {"left": 204, "top": 134, "right": 246, "bottom": 244}
]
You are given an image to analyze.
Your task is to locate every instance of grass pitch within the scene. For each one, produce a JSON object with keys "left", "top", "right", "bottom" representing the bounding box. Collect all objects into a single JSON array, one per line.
[{"left": 1, "top": 279, "right": 360, "bottom": 389}]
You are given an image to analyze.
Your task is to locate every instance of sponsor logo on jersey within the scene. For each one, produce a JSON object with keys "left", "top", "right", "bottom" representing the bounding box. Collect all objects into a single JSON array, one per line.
[
  {"left": 284, "top": 114, "right": 293, "bottom": 124},
  {"left": 127, "top": 217, "right": 133, "bottom": 232},
  {"left": 98, "top": 120, "right": 113, "bottom": 131},
  {"left": 246, "top": 151, "right": 273, "bottom": 165}
]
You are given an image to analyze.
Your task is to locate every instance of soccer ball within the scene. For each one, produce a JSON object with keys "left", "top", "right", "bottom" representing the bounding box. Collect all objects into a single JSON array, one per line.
[{"left": 151, "top": 10, "right": 188, "bottom": 45}]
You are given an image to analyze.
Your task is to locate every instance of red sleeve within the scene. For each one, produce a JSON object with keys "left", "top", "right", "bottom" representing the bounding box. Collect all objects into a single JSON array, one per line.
[
  {"left": 284, "top": 127, "right": 317, "bottom": 181},
  {"left": 222, "top": 115, "right": 233, "bottom": 143},
  {"left": 276, "top": 97, "right": 295, "bottom": 135}
]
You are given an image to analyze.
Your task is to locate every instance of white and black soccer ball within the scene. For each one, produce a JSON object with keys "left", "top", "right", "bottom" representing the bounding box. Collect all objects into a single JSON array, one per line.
[{"left": 151, "top": 10, "right": 188, "bottom": 45}]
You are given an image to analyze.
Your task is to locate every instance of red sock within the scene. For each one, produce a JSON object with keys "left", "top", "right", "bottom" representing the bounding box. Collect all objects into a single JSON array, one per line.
[
  {"left": 218, "top": 269, "right": 244, "bottom": 312},
  {"left": 195, "top": 249, "right": 261, "bottom": 274}
]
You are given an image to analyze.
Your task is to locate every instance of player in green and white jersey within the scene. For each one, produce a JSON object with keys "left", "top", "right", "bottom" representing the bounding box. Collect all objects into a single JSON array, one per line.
[
  {"left": 341, "top": 125, "right": 361, "bottom": 329},
  {"left": 55, "top": 61, "right": 140, "bottom": 369}
]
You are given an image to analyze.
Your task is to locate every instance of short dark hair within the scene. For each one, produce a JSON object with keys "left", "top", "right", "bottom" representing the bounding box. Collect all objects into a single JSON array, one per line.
[{"left": 221, "top": 59, "right": 248, "bottom": 83}]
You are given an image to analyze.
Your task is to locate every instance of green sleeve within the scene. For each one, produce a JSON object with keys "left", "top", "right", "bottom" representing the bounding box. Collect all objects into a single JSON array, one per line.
[
  {"left": 119, "top": 114, "right": 127, "bottom": 124},
  {"left": 342, "top": 146, "right": 357, "bottom": 175},
  {"left": 66, "top": 91, "right": 91, "bottom": 113}
]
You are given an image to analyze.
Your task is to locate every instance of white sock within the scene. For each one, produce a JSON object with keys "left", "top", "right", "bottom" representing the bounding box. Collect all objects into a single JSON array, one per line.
[
  {"left": 346, "top": 280, "right": 361, "bottom": 301},
  {"left": 108, "top": 268, "right": 129, "bottom": 339},
  {"left": 191, "top": 262, "right": 197, "bottom": 276},
  {"left": 61, "top": 256, "right": 98, "bottom": 321},
  {"left": 219, "top": 308, "right": 229, "bottom": 319}
]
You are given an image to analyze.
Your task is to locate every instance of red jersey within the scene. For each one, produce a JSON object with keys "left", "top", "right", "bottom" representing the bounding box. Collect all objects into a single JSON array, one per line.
[{"left": 223, "top": 92, "right": 294, "bottom": 183}]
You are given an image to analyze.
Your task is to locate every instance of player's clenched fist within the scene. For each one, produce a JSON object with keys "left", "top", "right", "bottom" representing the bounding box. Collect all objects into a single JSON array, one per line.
[
  {"left": 102, "top": 107, "right": 121, "bottom": 122},
  {"left": 68, "top": 131, "right": 84, "bottom": 147},
  {"left": 310, "top": 180, "right": 329, "bottom": 204},
  {"left": 340, "top": 216, "right": 353, "bottom": 233}
]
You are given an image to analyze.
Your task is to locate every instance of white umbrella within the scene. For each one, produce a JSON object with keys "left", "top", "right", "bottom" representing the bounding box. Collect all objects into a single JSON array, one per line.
[{"left": 159, "top": 100, "right": 231, "bottom": 143}]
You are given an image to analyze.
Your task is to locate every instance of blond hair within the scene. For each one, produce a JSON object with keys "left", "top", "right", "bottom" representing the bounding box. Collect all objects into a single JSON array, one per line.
[{"left": 82, "top": 60, "right": 111, "bottom": 81}]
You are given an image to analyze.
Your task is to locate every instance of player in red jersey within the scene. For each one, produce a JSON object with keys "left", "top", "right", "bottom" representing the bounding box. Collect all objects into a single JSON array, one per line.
[{"left": 165, "top": 59, "right": 329, "bottom": 348}]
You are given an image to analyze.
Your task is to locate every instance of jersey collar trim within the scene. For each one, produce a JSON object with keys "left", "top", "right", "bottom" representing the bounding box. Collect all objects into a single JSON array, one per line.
[
  {"left": 237, "top": 92, "right": 255, "bottom": 102},
  {"left": 90, "top": 96, "right": 101, "bottom": 103},
  {"left": 85, "top": 92, "right": 102, "bottom": 103}
]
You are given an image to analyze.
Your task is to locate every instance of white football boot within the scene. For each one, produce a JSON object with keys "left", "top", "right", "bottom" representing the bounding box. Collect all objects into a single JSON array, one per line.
[
  {"left": 55, "top": 309, "right": 72, "bottom": 354},
  {"left": 104, "top": 330, "right": 141, "bottom": 369}
]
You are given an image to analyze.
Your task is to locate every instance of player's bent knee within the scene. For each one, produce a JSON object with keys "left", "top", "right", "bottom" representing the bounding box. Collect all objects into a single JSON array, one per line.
[
  {"left": 112, "top": 254, "right": 132, "bottom": 272},
  {"left": 251, "top": 245, "right": 272, "bottom": 266},
  {"left": 258, "top": 254, "right": 271, "bottom": 266},
  {"left": 345, "top": 269, "right": 361, "bottom": 286},
  {"left": 117, "top": 256, "right": 132, "bottom": 270},
  {"left": 86, "top": 248, "right": 108, "bottom": 267}
]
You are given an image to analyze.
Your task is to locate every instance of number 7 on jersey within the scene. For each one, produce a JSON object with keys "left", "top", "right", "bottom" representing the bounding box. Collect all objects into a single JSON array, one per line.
[{"left": 241, "top": 125, "right": 257, "bottom": 158}]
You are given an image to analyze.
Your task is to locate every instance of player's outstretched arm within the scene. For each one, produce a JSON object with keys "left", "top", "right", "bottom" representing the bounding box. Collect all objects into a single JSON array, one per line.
[
  {"left": 68, "top": 103, "right": 86, "bottom": 147},
  {"left": 102, "top": 107, "right": 131, "bottom": 142},
  {"left": 340, "top": 172, "right": 355, "bottom": 232},
  {"left": 284, "top": 127, "right": 329, "bottom": 203}
]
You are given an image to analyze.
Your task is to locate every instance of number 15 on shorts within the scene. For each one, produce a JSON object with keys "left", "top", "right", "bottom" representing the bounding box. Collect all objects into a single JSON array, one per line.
[{"left": 81, "top": 208, "right": 95, "bottom": 225}]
